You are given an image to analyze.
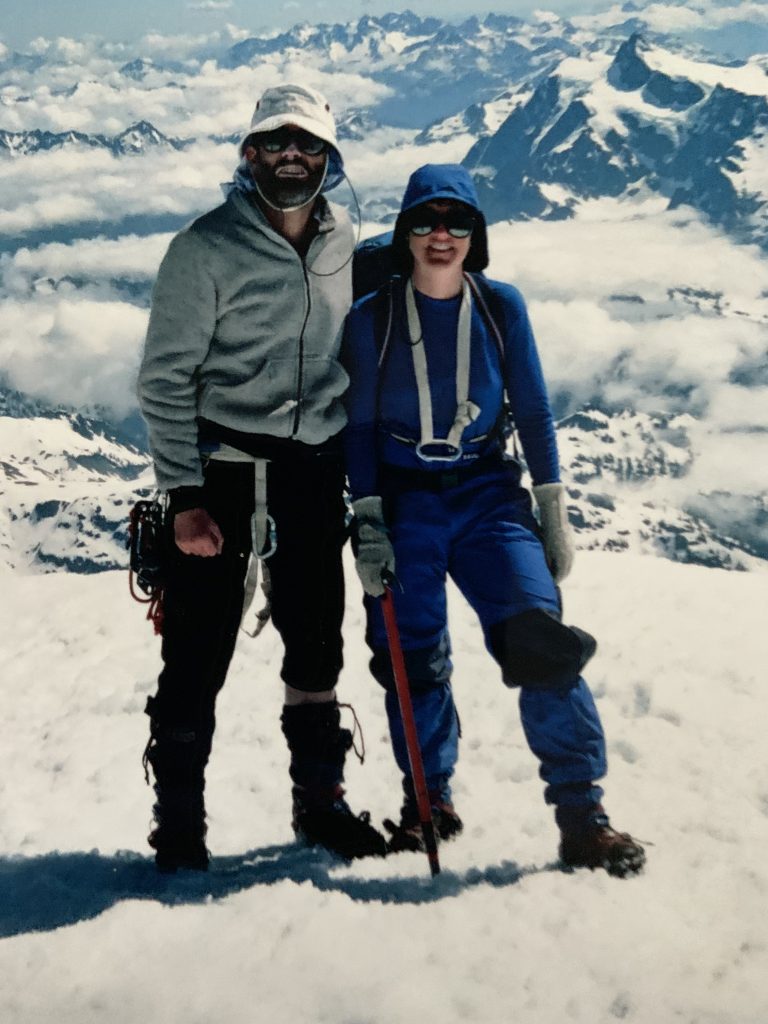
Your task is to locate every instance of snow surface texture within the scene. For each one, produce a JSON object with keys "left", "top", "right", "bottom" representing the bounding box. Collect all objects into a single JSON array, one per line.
[{"left": 1, "top": 549, "right": 767, "bottom": 1023}]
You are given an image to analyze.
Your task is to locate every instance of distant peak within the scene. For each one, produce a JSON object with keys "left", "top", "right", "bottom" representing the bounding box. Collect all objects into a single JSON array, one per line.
[{"left": 608, "top": 33, "right": 651, "bottom": 92}]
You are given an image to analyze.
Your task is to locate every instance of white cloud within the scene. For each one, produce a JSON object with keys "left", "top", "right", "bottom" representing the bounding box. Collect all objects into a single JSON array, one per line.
[
  {"left": 0, "top": 297, "right": 148, "bottom": 416},
  {"left": 0, "top": 234, "right": 172, "bottom": 298},
  {"left": 1, "top": 17, "right": 766, "bottom": 519},
  {"left": 343, "top": 128, "right": 472, "bottom": 203},
  {"left": 634, "top": 4, "right": 705, "bottom": 33},
  {"left": 486, "top": 200, "right": 768, "bottom": 310},
  {"left": 685, "top": 427, "right": 768, "bottom": 496},
  {"left": 571, "top": 1, "right": 768, "bottom": 37},
  {"left": 484, "top": 199, "right": 768, "bottom": 514},
  {"left": 188, "top": 1, "right": 233, "bottom": 9},
  {"left": 0, "top": 55, "right": 389, "bottom": 141},
  {"left": 706, "top": 384, "right": 768, "bottom": 432},
  {"left": 0, "top": 143, "right": 234, "bottom": 237}
]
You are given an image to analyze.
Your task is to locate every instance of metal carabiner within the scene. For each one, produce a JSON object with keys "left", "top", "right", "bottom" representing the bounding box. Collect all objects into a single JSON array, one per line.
[{"left": 415, "top": 439, "right": 464, "bottom": 463}]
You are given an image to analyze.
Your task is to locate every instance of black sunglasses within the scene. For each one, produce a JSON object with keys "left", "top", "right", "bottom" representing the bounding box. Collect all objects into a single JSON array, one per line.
[
  {"left": 256, "top": 127, "right": 328, "bottom": 157},
  {"left": 408, "top": 209, "right": 476, "bottom": 239}
]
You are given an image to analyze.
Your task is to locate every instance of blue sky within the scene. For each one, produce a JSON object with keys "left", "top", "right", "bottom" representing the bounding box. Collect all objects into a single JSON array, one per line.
[{"left": 0, "top": 0, "right": 595, "bottom": 49}]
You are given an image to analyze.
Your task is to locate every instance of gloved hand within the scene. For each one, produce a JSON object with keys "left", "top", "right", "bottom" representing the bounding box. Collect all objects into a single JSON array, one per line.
[
  {"left": 532, "top": 482, "right": 574, "bottom": 583},
  {"left": 352, "top": 496, "right": 395, "bottom": 598}
]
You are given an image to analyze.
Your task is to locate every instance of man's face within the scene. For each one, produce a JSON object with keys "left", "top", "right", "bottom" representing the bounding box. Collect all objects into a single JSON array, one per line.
[{"left": 244, "top": 125, "right": 328, "bottom": 210}]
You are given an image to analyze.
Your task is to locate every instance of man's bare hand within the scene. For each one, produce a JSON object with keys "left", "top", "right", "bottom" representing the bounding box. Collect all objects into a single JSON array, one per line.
[{"left": 174, "top": 508, "right": 224, "bottom": 556}]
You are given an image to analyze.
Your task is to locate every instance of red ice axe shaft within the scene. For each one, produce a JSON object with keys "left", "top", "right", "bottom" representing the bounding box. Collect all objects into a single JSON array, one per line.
[{"left": 381, "top": 586, "right": 441, "bottom": 877}]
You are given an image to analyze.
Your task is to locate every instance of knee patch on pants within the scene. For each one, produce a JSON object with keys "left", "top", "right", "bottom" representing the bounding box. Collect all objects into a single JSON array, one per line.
[
  {"left": 369, "top": 635, "right": 452, "bottom": 694},
  {"left": 487, "top": 609, "right": 596, "bottom": 691}
]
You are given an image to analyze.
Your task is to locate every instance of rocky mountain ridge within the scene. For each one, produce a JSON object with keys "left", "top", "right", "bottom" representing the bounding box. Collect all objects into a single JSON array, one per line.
[{"left": 0, "top": 120, "right": 187, "bottom": 158}]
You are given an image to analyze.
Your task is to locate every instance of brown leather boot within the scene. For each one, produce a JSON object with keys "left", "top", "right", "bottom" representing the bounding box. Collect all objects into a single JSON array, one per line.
[
  {"left": 383, "top": 794, "right": 463, "bottom": 853},
  {"left": 557, "top": 804, "right": 645, "bottom": 878}
]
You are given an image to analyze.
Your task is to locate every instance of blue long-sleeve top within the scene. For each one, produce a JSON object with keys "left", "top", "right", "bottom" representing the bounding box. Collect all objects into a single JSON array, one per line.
[{"left": 341, "top": 276, "right": 560, "bottom": 499}]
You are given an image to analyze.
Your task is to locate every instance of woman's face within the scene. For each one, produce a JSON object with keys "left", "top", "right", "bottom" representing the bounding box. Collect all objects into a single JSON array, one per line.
[{"left": 407, "top": 201, "right": 473, "bottom": 272}]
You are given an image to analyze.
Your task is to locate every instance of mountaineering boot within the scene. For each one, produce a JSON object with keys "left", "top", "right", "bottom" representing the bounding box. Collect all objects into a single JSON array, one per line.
[
  {"left": 143, "top": 700, "right": 209, "bottom": 872},
  {"left": 557, "top": 803, "right": 645, "bottom": 878},
  {"left": 280, "top": 701, "right": 387, "bottom": 860},
  {"left": 291, "top": 783, "right": 388, "bottom": 861},
  {"left": 383, "top": 776, "right": 463, "bottom": 853}
]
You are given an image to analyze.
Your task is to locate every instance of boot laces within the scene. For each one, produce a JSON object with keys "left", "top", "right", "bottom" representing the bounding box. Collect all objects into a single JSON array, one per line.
[{"left": 338, "top": 702, "right": 365, "bottom": 764}]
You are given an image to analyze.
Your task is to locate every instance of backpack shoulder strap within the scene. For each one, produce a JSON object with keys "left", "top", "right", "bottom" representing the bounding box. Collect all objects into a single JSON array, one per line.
[
  {"left": 465, "top": 273, "right": 505, "bottom": 364},
  {"left": 464, "top": 273, "right": 518, "bottom": 451},
  {"left": 371, "top": 279, "right": 396, "bottom": 370}
]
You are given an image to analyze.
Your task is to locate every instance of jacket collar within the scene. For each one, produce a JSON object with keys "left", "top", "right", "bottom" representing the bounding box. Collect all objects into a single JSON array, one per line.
[{"left": 229, "top": 189, "right": 336, "bottom": 236}]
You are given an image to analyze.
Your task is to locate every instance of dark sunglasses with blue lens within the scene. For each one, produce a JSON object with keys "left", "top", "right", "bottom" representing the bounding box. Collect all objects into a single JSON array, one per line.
[
  {"left": 407, "top": 208, "right": 477, "bottom": 239},
  {"left": 256, "top": 127, "right": 328, "bottom": 157}
]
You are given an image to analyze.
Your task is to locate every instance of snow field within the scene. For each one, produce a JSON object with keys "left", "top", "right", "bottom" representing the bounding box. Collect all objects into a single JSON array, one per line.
[{"left": 0, "top": 550, "right": 767, "bottom": 1023}]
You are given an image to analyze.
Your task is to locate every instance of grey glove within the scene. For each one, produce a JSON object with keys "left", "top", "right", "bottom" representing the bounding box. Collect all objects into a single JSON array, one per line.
[
  {"left": 352, "top": 496, "right": 395, "bottom": 598},
  {"left": 532, "top": 482, "right": 575, "bottom": 583}
]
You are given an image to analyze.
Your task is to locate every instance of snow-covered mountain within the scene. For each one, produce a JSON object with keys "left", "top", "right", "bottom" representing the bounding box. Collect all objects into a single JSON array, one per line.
[
  {"left": 221, "top": 12, "right": 581, "bottom": 128},
  {"left": 0, "top": 385, "right": 151, "bottom": 574},
  {"left": 458, "top": 33, "right": 768, "bottom": 246},
  {"left": 557, "top": 408, "right": 765, "bottom": 570},
  {"left": 0, "top": 121, "right": 188, "bottom": 158}
]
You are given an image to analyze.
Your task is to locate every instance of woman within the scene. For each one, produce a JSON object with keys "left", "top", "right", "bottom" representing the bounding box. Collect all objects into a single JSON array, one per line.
[{"left": 342, "top": 164, "right": 645, "bottom": 876}]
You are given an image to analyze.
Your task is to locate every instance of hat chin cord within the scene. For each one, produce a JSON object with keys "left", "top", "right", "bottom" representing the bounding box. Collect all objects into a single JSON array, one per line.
[{"left": 252, "top": 157, "right": 328, "bottom": 214}]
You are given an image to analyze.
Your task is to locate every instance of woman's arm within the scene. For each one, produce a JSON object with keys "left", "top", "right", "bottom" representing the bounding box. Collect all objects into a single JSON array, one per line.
[{"left": 498, "top": 283, "right": 560, "bottom": 485}]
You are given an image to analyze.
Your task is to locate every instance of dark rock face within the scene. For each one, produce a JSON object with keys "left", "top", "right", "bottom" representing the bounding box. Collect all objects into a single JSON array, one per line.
[
  {"left": 643, "top": 71, "right": 705, "bottom": 111},
  {"left": 607, "top": 34, "right": 652, "bottom": 91}
]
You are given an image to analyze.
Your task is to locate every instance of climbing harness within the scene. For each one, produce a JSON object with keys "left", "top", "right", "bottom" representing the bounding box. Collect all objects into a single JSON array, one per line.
[{"left": 207, "top": 445, "right": 275, "bottom": 638}]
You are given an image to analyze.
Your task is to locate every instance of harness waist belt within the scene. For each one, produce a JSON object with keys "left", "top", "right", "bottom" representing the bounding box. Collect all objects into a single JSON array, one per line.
[{"left": 381, "top": 452, "right": 502, "bottom": 493}]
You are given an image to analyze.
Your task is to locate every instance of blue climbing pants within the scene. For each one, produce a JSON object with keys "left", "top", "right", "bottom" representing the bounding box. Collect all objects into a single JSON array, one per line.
[{"left": 365, "top": 459, "right": 607, "bottom": 809}]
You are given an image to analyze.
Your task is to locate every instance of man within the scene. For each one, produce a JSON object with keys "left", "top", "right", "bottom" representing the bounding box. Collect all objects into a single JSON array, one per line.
[{"left": 138, "top": 83, "right": 386, "bottom": 871}]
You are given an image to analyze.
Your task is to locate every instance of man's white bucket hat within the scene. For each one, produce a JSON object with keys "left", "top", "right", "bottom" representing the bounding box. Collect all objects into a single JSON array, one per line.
[
  {"left": 240, "top": 84, "right": 338, "bottom": 152},
  {"left": 240, "top": 83, "right": 344, "bottom": 191}
]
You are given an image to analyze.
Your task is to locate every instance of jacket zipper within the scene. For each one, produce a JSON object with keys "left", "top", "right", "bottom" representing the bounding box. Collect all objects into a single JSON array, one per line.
[{"left": 292, "top": 258, "right": 312, "bottom": 437}]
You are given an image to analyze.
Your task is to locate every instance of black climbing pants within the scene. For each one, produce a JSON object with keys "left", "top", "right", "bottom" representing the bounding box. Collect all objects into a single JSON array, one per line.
[{"left": 149, "top": 451, "right": 347, "bottom": 749}]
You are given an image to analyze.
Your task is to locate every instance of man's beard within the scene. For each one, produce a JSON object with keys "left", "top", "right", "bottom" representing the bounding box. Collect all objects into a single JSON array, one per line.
[{"left": 250, "top": 156, "right": 327, "bottom": 211}]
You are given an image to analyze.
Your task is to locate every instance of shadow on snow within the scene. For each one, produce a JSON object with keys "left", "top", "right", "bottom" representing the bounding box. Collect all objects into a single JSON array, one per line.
[{"left": 0, "top": 844, "right": 558, "bottom": 938}]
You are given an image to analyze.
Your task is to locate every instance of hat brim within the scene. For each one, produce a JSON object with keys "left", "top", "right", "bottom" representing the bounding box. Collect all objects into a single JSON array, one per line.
[
  {"left": 240, "top": 115, "right": 338, "bottom": 154},
  {"left": 399, "top": 189, "right": 481, "bottom": 216}
]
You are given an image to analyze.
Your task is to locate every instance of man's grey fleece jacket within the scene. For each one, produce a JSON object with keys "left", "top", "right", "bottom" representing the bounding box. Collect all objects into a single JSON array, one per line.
[{"left": 137, "top": 190, "right": 353, "bottom": 491}]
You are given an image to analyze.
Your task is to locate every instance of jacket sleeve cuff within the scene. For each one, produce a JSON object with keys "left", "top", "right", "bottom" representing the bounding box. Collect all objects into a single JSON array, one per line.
[{"left": 167, "top": 485, "right": 206, "bottom": 517}]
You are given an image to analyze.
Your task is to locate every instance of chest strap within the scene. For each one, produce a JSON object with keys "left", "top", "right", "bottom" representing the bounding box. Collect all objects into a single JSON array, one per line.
[{"left": 405, "top": 277, "right": 480, "bottom": 463}]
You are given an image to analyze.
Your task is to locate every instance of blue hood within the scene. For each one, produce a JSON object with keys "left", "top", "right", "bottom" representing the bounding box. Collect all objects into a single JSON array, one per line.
[
  {"left": 399, "top": 163, "right": 482, "bottom": 214},
  {"left": 392, "top": 163, "right": 489, "bottom": 273}
]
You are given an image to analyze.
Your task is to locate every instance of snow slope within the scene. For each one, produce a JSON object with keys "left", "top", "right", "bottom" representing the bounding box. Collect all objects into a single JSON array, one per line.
[{"left": 1, "top": 550, "right": 767, "bottom": 1023}]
